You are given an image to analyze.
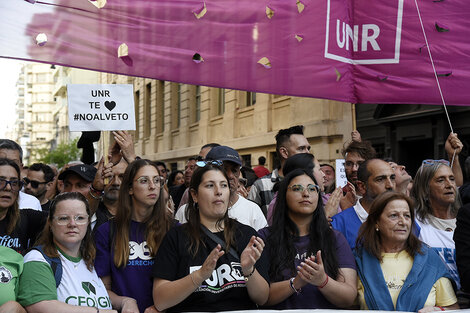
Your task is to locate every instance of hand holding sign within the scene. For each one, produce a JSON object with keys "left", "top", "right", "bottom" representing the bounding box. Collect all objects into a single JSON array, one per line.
[{"left": 111, "top": 131, "right": 137, "bottom": 164}]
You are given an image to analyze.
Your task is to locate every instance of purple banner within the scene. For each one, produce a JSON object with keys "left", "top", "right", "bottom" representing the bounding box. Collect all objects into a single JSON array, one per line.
[{"left": 1, "top": 0, "right": 469, "bottom": 105}]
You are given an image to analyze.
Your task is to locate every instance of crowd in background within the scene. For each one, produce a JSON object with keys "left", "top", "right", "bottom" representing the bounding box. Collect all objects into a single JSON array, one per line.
[{"left": 0, "top": 125, "right": 469, "bottom": 313}]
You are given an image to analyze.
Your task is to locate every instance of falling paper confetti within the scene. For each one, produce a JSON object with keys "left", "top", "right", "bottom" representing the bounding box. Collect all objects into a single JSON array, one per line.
[
  {"left": 89, "top": 0, "right": 106, "bottom": 9},
  {"left": 258, "top": 57, "right": 272, "bottom": 69},
  {"left": 295, "top": 34, "right": 304, "bottom": 42},
  {"left": 36, "top": 33, "right": 47, "bottom": 46},
  {"left": 435, "top": 22, "right": 449, "bottom": 32},
  {"left": 266, "top": 6, "right": 274, "bottom": 19},
  {"left": 193, "top": 2, "right": 207, "bottom": 19},
  {"left": 335, "top": 68, "right": 341, "bottom": 81},
  {"left": 377, "top": 75, "right": 388, "bottom": 81},
  {"left": 296, "top": 0, "right": 305, "bottom": 13},
  {"left": 118, "top": 43, "right": 129, "bottom": 57}
]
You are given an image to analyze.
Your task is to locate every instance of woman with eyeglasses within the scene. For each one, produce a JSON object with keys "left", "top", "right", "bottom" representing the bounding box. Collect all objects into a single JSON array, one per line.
[
  {"left": 17, "top": 192, "right": 116, "bottom": 312},
  {"left": 355, "top": 191, "right": 458, "bottom": 312},
  {"left": 259, "top": 168, "right": 357, "bottom": 309},
  {"left": 412, "top": 159, "right": 462, "bottom": 289},
  {"left": 94, "top": 159, "right": 175, "bottom": 313},
  {"left": 0, "top": 158, "right": 48, "bottom": 255},
  {"left": 152, "top": 162, "right": 269, "bottom": 312}
]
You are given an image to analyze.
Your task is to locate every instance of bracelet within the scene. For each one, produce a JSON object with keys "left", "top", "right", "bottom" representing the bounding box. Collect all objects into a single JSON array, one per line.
[
  {"left": 436, "top": 306, "right": 445, "bottom": 311},
  {"left": 88, "top": 189, "right": 102, "bottom": 200},
  {"left": 317, "top": 274, "right": 329, "bottom": 289},
  {"left": 289, "top": 277, "right": 301, "bottom": 294},
  {"left": 90, "top": 184, "right": 104, "bottom": 194},
  {"left": 243, "top": 267, "right": 255, "bottom": 282},
  {"left": 95, "top": 307, "right": 99, "bottom": 313}
]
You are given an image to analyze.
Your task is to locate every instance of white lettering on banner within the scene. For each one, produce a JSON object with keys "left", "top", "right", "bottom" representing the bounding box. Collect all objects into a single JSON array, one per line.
[
  {"left": 336, "top": 20, "right": 380, "bottom": 52},
  {"left": 325, "top": 0, "right": 403, "bottom": 64}
]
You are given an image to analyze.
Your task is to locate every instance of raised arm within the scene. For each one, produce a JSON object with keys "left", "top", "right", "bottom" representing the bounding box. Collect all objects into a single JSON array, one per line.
[{"left": 445, "top": 132, "right": 463, "bottom": 187}]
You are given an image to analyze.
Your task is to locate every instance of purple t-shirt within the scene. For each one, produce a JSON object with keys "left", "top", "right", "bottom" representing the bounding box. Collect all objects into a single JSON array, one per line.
[
  {"left": 258, "top": 227, "right": 356, "bottom": 309},
  {"left": 94, "top": 220, "right": 154, "bottom": 313}
]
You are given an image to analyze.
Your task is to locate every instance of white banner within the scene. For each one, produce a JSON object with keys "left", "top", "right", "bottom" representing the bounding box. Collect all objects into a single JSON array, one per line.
[{"left": 67, "top": 84, "right": 136, "bottom": 131}]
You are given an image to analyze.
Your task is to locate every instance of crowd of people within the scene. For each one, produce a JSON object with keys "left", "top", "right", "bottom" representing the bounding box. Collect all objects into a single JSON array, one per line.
[{"left": 0, "top": 125, "right": 468, "bottom": 313}]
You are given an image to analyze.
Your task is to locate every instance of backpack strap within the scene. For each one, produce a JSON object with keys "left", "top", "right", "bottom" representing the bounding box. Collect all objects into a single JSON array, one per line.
[
  {"left": 32, "top": 245, "right": 62, "bottom": 288},
  {"left": 200, "top": 224, "right": 239, "bottom": 260}
]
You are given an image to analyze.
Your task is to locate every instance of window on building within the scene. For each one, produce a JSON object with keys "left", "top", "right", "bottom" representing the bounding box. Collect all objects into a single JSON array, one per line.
[
  {"left": 144, "top": 82, "right": 152, "bottom": 137},
  {"left": 218, "top": 88, "right": 225, "bottom": 115},
  {"left": 246, "top": 92, "right": 256, "bottom": 106},
  {"left": 156, "top": 80, "right": 164, "bottom": 133},
  {"left": 241, "top": 154, "right": 252, "bottom": 168},
  {"left": 134, "top": 90, "right": 140, "bottom": 140},
  {"left": 36, "top": 73, "right": 47, "bottom": 83},
  {"left": 195, "top": 85, "right": 201, "bottom": 122},
  {"left": 171, "top": 83, "right": 181, "bottom": 130}
]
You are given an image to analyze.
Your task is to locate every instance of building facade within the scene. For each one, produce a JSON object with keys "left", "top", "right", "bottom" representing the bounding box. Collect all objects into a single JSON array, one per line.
[{"left": 100, "top": 73, "right": 354, "bottom": 171}]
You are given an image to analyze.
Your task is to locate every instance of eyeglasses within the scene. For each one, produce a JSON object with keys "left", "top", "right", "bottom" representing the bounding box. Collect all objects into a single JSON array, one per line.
[
  {"left": 422, "top": 159, "right": 450, "bottom": 166},
  {"left": 53, "top": 214, "right": 89, "bottom": 226},
  {"left": 344, "top": 161, "right": 364, "bottom": 169},
  {"left": 0, "top": 178, "right": 23, "bottom": 192},
  {"left": 135, "top": 176, "right": 162, "bottom": 186},
  {"left": 23, "top": 177, "right": 48, "bottom": 189},
  {"left": 196, "top": 160, "right": 223, "bottom": 167},
  {"left": 288, "top": 184, "right": 320, "bottom": 194}
]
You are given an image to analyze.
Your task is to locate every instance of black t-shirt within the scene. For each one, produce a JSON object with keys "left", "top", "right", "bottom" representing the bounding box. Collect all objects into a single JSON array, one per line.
[
  {"left": 93, "top": 201, "right": 114, "bottom": 233},
  {"left": 153, "top": 221, "right": 269, "bottom": 312},
  {"left": 41, "top": 200, "right": 51, "bottom": 213},
  {"left": 0, "top": 209, "right": 48, "bottom": 255}
]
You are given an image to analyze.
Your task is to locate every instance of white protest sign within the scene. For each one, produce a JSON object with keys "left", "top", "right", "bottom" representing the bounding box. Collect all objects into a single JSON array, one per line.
[
  {"left": 335, "top": 158, "right": 347, "bottom": 188},
  {"left": 67, "top": 84, "right": 136, "bottom": 131}
]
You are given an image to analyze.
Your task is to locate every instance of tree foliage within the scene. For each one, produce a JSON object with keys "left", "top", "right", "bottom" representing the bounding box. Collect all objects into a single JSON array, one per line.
[{"left": 33, "top": 138, "right": 81, "bottom": 168}]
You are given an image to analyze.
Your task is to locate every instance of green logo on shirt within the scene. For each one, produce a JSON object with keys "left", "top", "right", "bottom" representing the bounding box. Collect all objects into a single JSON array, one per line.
[{"left": 82, "top": 281, "right": 96, "bottom": 295}]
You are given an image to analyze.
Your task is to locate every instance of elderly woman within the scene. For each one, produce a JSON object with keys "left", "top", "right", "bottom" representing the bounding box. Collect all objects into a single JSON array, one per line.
[
  {"left": 17, "top": 192, "right": 116, "bottom": 312},
  {"left": 0, "top": 158, "right": 47, "bottom": 255},
  {"left": 355, "top": 191, "right": 458, "bottom": 312},
  {"left": 260, "top": 169, "right": 357, "bottom": 309},
  {"left": 411, "top": 160, "right": 461, "bottom": 289},
  {"left": 94, "top": 159, "right": 175, "bottom": 313},
  {"left": 152, "top": 162, "right": 269, "bottom": 312}
]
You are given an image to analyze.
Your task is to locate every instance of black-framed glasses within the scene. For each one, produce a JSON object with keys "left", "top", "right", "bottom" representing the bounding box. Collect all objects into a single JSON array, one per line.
[
  {"left": 23, "top": 177, "right": 48, "bottom": 189},
  {"left": 422, "top": 159, "right": 450, "bottom": 166},
  {"left": 0, "top": 178, "right": 23, "bottom": 192},
  {"left": 288, "top": 184, "right": 320, "bottom": 194},
  {"left": 196, "top": 160, "right": 223, "bottom": 167}
]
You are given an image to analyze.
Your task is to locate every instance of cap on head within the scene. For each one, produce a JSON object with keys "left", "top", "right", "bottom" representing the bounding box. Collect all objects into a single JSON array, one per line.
[
  {"left": 205, "top": 146, "right": 242, "bottom": 166},
  {"left": 58, "top": 164, "right": 97, "bottom": 182}
]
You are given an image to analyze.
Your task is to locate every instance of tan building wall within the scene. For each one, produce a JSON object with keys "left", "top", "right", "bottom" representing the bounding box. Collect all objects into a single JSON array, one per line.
[{"left": 100, "top": 74, "right": 353, "bottom": 171}]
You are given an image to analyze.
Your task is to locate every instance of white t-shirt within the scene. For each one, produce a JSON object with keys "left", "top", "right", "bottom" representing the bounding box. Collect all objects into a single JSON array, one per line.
[
  {"left": 24, "top": 250, "right": 112, "bottom": 309},
  {"left": 417, "top": 218, "right": 460, "bottom": 289},
  {"left": 19, "top": 191, "right": 42, "bottom": 211},
  {"left": 175, "top": 196, "right": 267, "bottom": 231}
]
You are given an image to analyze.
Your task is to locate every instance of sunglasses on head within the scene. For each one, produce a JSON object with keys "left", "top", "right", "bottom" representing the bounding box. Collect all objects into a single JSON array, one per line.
[
  {"left": 23, "top": 177, "right": 48, "bottom": 189},
  {"left": 422, "top": 159, "right": 450, "bottom": 166},
  {"left": 196, "top": 160, "right": 223, "bottom": 168}
]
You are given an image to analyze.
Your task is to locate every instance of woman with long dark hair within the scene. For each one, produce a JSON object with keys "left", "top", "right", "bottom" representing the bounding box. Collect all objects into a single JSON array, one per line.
[
  {"left": 260, "top": 168, "right": 356, "bottom": 309},
  {"left": 94, "top": 159, "right": 175, "bottom": 313},
  {"left": 152, "top": 162, "right": 269, "bottom": 312}
]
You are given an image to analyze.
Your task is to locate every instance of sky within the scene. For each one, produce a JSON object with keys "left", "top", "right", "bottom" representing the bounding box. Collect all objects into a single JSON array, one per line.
[{"left": 0, "top": 58, "right": 23, "bottom": 138}]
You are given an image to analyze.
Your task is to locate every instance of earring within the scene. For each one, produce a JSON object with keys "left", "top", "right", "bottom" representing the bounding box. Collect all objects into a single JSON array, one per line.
[{"left": 375, "top": 225, "right": 379, "bottom": 232}]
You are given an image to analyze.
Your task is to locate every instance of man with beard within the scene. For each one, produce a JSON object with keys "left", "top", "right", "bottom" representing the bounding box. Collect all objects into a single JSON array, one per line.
[
  {"left": 332, "top": 159, "right": 396, "bottom": 249},
  {"left": 23, "top": 163, "right": 55, "bottom": 212},
  {"left": 175, "top": 146, "right": 267, "bottom": 230},
  {"left": 90, "top": 159, "right": 128, "bottom": 230}
]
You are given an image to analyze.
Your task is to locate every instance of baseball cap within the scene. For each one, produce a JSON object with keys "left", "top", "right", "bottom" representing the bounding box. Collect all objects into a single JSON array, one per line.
[
  {"left": 58, "top": 164, "right": 97, "bottom": 182},
  {"left": 205, "top": 146, "right": 242, "bottom": 166}
]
